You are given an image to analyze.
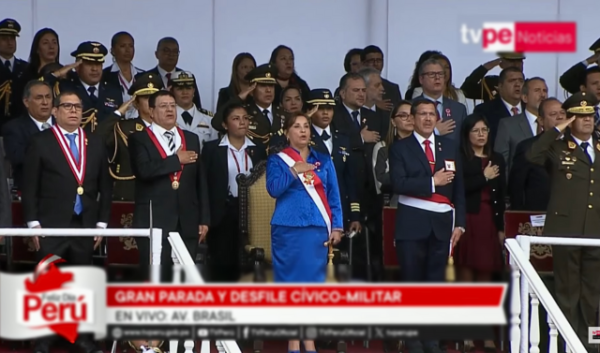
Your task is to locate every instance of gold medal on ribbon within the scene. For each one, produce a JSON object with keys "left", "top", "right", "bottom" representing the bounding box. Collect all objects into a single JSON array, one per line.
[
  {"left": 172, "top": 181, "right": 180, "bottom": 190},
  {"left": 77, "top": 186, "right": 84, "bottom": 195}
]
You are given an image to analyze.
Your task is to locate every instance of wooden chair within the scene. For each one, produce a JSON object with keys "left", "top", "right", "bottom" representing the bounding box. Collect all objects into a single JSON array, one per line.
[{"left": 237, "top": 161, "right": 349, "bottom": 353}]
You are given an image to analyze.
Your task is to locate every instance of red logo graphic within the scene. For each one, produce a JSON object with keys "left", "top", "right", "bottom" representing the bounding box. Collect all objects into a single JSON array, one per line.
[{"left": 20, "top": 255, "right": 90, "bottom": 343}]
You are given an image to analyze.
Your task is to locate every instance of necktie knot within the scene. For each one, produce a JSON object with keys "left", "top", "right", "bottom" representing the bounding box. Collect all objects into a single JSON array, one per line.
[
  {"left": 164, "top": 131, "right": 176, "bottom": 153},
  {"left": 164, "top": 131, "right": 174, "bottom": 138},
  {"left": 322, "top": 131, "right": 331, "bottom": 141},
  {"left": 87, "top": 86, "right": 97, "bottom": 99},
  {"left": 423, "top": 140, "right": 431, "bottom": 146},
  {"left": 41, "top": 122, "right": 51, "bottom": 130},
  {"left": 181, "top": 111, "right": 193, "bottom": 125},
  {"left": 581, "top": 142, "right": 590, "bottom": 150},
  {"left": 66, "top": 133, "right": 77, "bottom": 143},
  {"left": 166, "top": 73, "right": 172, "bottom": 81},
  {"left": 351, "top": 111, "right": 359, "bottom": 119},
  {"left": 262, "top": 109, "right": 269, "bottom": 117},
  {"left": 4, "top": 60, "right": 10, "bottom": 70},
  {"left": 511, "top": 107, "right": 519, "bottom": 116}
]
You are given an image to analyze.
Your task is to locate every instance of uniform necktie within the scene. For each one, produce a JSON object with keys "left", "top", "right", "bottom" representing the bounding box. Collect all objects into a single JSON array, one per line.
[
  {"left": 535, "top": 118, "right": 543, "bottom": 135},
  {"left": 164, "top": 131, "right": 176, "bottom": 153},
  {"left": 423, "top": 140, "right": 435, "bottom": 173},
  {"left": 4, "top": 60, "right": 10, "bottom": 71},
  {"left": 511, "top": 107, "right": 519, "bottom": 116},
  {"left": 41, "top": 122, "right": 51, "bottom": 130},
  {"left": 181, "top": 111, "right": 193, "bottom": 125},
  {"left": 581, "top": 142, "right": 593, "bottom": 164},
  {"left": 67, "top": 134, "right": 83, "bottom": 215},
  {"left": 165, "top": 73, "right": 171, "bottom": 83},
  {"left": 351, "top": 110, "right": 360, "bottom": 128},
  {"left": 321, "top": 131, "right": 331, "bottom": 141},
  {"left": 87, "top": 86, "right": 98, "bottom": 104},
  {"left": 262, "top": 109, "right": 270, "bottom": 121}
]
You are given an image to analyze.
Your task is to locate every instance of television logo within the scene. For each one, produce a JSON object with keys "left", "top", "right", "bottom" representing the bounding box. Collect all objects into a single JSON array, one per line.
[
  {"left": 589, "top": 327, "right": 600, "bottom": 344},
  {"left": 460, "top": 22, "right": 576, "bottom": 53}
]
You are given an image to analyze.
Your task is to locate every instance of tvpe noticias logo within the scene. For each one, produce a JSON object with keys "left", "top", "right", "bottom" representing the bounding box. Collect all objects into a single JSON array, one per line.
[{"left": 461, "top": 22, "right": 576, "bottom": 53}]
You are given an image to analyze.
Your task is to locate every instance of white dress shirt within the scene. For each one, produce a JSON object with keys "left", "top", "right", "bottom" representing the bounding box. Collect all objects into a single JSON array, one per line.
[
  {"left": 27, "top": 126, "right": 107, "bottom": 229},
  {"left": 220, "top": 135, "right": 255, "bottom": 197},
  {"left": 313, "top": 124, "right": 333, "bottom": 154},
  {"left": 501, "top": 98, "right": 521, "bottom": 116},
  {"left": 524, "top": 109, "right": 539, "bottom": 135},
  {"left": 0, "top": 55, "right": 15, "bottom": 72},
  {"left": 257, "top": 104, "right": 273, "bottom": 124},
  {"left": 150, "top": 123, "right": 181, "bottom": 155},
  {"left": 423, "top": 93, "right": 444, "bottom": 136},
  {"left": 413, "top": 132, "right": 437, "bottom": 192},
  {"left": 344, "top": 103, "right": 361, "bottom": 126},
  {"left": 80, "top": 80, "right": 100, "bottom": 98},
  {"left": 572, "top": 135, "right": 595, "bottom": 163},
  {"left": 176, "top": 105, "right": 218, "bottom": 152},
  {"left": 30, "top": 115, "right": 54, "bottom": 131},
  {"left": 157, "top": 66, "right": 177, "bottom": 88}
]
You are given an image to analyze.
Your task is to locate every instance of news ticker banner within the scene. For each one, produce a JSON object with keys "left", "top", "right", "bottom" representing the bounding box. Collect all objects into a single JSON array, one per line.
[
  {"left": 106, "top": 325, "right": 498, "bottom": 341},
  {"left": 0, "top": 265, "right": 508, "bottom": 343}
]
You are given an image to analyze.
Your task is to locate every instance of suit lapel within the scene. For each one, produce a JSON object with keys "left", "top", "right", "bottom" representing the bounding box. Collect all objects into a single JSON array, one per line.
[
  {"left": 24, "top": 117, "right": 39, "bottom": 135},
  {"left": 517, "top": 114, "right": 533, "bottom": 138},
  {"left": 407, "top": 135, "right": 431, "bottom": 173},
  {"left": 493, "top": 97, "right": 510, "bottom": 117},
  {"left": 310, "top": 126, "right": 328, "bottom": 154},
  {"left": 566, "top": 135, "right": 590, "bottom": 166},
  {"left": 434, "top": 138, "right": 445, "bottom": 172},
  {"left": 218, "top": 144, "right": 229, "bottom": 180}
]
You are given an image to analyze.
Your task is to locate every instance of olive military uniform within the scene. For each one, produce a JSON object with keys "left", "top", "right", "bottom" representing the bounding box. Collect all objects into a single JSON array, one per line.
[
  {"left": 211, "top": 64, "right": 285, "bottom": 154},
  {"left": 461, "top": 52, "right": 525, "bottom": 102},
  {"left": 98, "top": 72, "right": 163, "bottom": 201},
  {"left": 527, "top": 91, "right": 600, "bottom": 351}
]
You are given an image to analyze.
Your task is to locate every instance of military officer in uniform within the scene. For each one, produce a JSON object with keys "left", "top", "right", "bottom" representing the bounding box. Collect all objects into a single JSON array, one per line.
[
  {"left": 559, "top": 38, "right": 600, "bottom": 96},
  {"left": 527, "top": 91, "right": 600, "bottom": 352},
  {"left": 170, "top": 71, "right": 217, "bottom": 152},
  {"left": 211, "top": 63, "right": 286, "bottom": 154},
  {"left": 43, "top": 41, "right": 123, "bottom": 133},
  {"left": 97, "top": 72, "right": 163, "bottom": 201},
  {"left": 0, "top": 18, "right": 29, "bottom": 130},
  {"left": 461, "top": 52, "right": 525, "bottom": 102}
]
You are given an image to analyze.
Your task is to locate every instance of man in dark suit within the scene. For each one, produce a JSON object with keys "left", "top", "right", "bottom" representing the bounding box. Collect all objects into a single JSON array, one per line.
[
  {"left": 142, "top": 37, "right": 201, "bottom": 109},
  {"left": 389, "top": 98, "right": 465, "bottom": 353},
  {"left": 43, "top": 41, "right": 123, "bottom": 133},
  {"left": 527, "top": 92, "right": 600, "bottom": 351},
  {"left": 0, "top": 18, "right": 29, "bottom": 130},
  {"left": 559, "top": 39, "right": 600, "bottom": 96},
  {"left": 413, "top": 58, "right": 467, "bottom": 142},
  {"left": 3, "top": 80, "right": 55, "bottom": 190},
  {"left": 461, "top": 52, "right": 525, "bottom": 102},
  {"left": 333, "top": 72, "right": 381, "bottom": 279},
  {"left": 509, "top": 98, "right": 565, "bottom": 211},
  {"left": 473, "top": 67, "right": 525, "bottom": 145},
  {"left": 22, "top": 90, "right": 112, "bottom": 353},
  {"left": 129, "top": 90, "right": 210, "bottom": 280},
  {"left": 358, "top": 67, "right": 391, "bottom": 138},
  {"left": 360, "top": 45, "right": 402, "bottom": 108}
]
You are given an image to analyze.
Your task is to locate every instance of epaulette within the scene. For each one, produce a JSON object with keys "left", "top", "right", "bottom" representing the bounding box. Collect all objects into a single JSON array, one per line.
[
  {"left": 199, "top": 108, "right": 213, "bottom": 117},
  {"left": 276, "top": 129, "right": 285, "bottom": 136}
]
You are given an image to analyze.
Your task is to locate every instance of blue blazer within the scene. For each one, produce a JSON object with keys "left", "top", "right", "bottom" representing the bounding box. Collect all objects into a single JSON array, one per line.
[
  {"left": 389, "top": 134, "right": 466, "bottom": 240},
  {"left": 266, "top": 148, "right": 343, "bottom": 230}
]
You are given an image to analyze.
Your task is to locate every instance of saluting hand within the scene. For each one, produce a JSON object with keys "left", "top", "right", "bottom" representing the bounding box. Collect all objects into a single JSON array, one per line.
[
  {"left": 307, "top": 105, "right": 319, "bottom": 118},
  {"left": 53, "top": 61, "right": 81, "bottom": 79},
  {"left": 238, "top": 83, "right": 257, "bottom": 101},
  {"left": 117, "top": 95, "right": 136, "bottom": 115},
  {"left": 556, "top": 116, "right": 577, "bottom": 132},
  {"left": 177, "top": 146, "right": 198, "bottom": 165}
]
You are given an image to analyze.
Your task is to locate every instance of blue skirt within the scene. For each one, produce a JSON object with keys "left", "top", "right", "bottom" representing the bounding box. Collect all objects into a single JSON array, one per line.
[{"left": 271, "top": 225, "right": 328, "bottom": 282}]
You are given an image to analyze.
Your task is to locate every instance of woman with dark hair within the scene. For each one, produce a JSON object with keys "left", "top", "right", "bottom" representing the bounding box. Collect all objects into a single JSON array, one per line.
[
  {"left": 25, "top": 28, "right": 60, "bottom": 80},
  {"left": 269, "top": 45, "right": 310, "bottom": 106},
  {"left": 202, "top": 103, "right": 266, "bottom": 281},
  {"left": 102, "top": 31, "right": 144, "bottom": 119},
  {"left": 216, "top": 53, "right": 256, "bottom": 111},
  {"left": 267, "top": 111, "right": 343, "bottom": 353},
  {"left": 411, "top": 53, "right": 468, "bottom": 110},
  {"left": 280, "top": 85, "right": 303, "bottom": 113},
  {"left": 404, "top": 50, "right": 441, "bottom": 100},
  {"left": 457, "top": 114, "right": 505, "bottom": 351}
]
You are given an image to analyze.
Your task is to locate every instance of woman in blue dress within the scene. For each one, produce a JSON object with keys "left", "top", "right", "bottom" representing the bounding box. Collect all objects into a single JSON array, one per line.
[{"left": 266, "top": 112, "right": 344, "bottom": 353}]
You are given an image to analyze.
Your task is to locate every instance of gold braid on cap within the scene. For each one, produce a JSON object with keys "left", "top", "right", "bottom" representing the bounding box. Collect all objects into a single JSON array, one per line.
[
  {"left": 0, "top": 81, "right": 12, "bottom": 116},
  {"left": 567, "top": 106, "right": 596, "bottom": 115}
]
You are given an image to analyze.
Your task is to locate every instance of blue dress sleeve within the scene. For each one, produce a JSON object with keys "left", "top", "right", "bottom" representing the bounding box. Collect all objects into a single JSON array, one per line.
[
  {"left": 266, "top": 154, "right": 297, "bottom": 198},
  {"left": 325, "top": 158, "right": 343, "bottom": 230}
]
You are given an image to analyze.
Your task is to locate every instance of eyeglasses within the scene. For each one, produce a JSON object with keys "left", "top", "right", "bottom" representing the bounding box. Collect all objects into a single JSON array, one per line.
[
  {"left": 58, "top": 103, "right": 83, "bottom": 111},
  {"left": 365, "top": 58, "right": 383, "bottom": 64},
  {"left": 393, "top": 113, "right": 411, "bottom": 121},
  {"left": 161, "top": 48, "right": 180, "bottom": 55},
  {"left": 470, "top": 128, "right": 490, "bottom": 134},
  {"left": 421, "top": 71, "right": 445, "bottom": 79}
]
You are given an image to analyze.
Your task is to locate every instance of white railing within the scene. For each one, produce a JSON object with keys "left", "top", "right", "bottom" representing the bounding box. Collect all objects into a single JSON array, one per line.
[
  {"left": 168, "top": 232, "right": 241, "bottom": 353},
  {"left": 506, "top": 235, "right": 593, "bottom": 353}
]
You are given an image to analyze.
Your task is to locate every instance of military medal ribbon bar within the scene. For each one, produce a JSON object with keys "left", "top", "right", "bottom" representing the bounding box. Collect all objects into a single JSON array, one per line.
[
  {"left": 146, "top": 127, "right": 187, "bottom": 190},
  {"left": 51, "top": 125, "right": 87, "bottom": 195}
]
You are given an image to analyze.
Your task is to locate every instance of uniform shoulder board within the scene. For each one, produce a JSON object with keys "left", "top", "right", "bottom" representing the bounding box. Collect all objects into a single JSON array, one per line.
[
  {"left": 199, "top": 108, "right": 213, "bottom": 117},
  {"left": 277, "top": 129, "right": 285, "bottom": 136}
]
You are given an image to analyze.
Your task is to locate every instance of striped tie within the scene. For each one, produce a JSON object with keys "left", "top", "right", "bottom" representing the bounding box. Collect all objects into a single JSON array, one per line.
[{"left": 164, "top": 131, "right": 176, "bottom": 153}]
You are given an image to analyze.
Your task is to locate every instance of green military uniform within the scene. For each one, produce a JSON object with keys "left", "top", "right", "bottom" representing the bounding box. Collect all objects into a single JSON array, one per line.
[
  {"left": 527, "top": 91, "right": 600, "bottom": 350},
  {"left": 101, "top": 72, "right": 163, "bottom": 201},
  {"left": 559, "top": 38, "right": 600, "bottom": 96},
  {"left": 211, "top": 63, "right": 285, "bottom": 153},
  {"left": 461, "top": 52, "right": 525, "bottom": 102}
]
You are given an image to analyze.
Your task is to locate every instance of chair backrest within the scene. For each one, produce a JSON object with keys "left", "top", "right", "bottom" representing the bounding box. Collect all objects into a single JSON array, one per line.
[{"left": 238, "top": 161, "right": 275, "bottom": 263}]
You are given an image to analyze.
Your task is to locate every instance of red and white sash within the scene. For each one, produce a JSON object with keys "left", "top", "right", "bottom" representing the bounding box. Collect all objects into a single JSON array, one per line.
[
  {"left": 51, "top": 125, "right": 87, "bottom": 187},
  {"left": 277, "top": 147, "right": 332, "bottom": 235},
  {"left": 146, "top": 126, "right": 187, "bottom": 184}
]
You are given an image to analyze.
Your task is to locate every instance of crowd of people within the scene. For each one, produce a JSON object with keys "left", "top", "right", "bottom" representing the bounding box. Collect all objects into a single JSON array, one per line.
[{"left": 1, "top": 15, "right": 600, "bottom": 353}]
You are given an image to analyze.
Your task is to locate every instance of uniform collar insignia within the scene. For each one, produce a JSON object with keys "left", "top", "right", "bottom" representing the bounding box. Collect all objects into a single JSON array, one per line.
[
  {"left": 568, "top": 140, "right": 577, "bottom": 149},
  {"left": 136, "top": 123, "right": 144, "bottom": 131}
]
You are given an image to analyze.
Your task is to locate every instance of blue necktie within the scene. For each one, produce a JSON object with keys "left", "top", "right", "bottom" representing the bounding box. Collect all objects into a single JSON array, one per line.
[
  {"left": 351, "top": 111, "right": 360, "bottom": 129},
  {"left": 67, "top": 134, "right": 83, "bottom": 215}
]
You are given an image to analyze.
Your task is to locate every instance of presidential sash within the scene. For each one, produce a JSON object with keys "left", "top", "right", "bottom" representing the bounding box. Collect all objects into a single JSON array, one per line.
[
  {"left": 146, "top": 126, "right": 187, "bottom": 190},
  {"left": 51, "top": 125, "right": 87, "bottom": 195},
  {"left": 277, "top": 147, "right": 332, "bottom": 235}
]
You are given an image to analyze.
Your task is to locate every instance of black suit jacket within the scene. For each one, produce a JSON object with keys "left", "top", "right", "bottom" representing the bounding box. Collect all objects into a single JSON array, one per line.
[
  {"left": 509, "top": 135, "right": 550, "bottom": 211},
  {"left": 462, "top": 152, "right": 506, "bottom": 231},
  {"left": 129, "top": 129, "right": 210, "bottom": 239},
  {"left": 142, "top": 67, "right": 201, "bottom": 109},
  {"left": 3, "top": 115, "right": 55, "bottom": 189},
  {"left": 21, "top": 128, "right": 113, "bottom": 228},
  {"left": 0, "top": 58, "right": 29, "bottom": 128},
  {"left": 473, "top": 96, "right": 525, "bottom": 145},
  {"left": 382, "top": 78, "right": 402, "bottom": 107},
  {"left": 201, "top": 138, "right": 266, "bottom": 227}
]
